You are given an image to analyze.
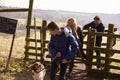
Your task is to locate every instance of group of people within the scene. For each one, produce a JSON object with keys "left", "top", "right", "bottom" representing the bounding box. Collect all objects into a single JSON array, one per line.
[{"left": 47, "top": 16, "right": 105, "bottom": 80}]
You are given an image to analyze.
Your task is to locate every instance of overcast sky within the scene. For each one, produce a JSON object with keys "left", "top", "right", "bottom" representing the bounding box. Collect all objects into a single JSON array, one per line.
[{"left": 1, "top": 0, "right": 120, "bottom": 14}]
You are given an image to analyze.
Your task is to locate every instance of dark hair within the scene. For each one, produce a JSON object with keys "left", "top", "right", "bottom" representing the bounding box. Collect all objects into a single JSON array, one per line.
[
  {"left": 47, "top": 21, "right": 59, "bottom": 30},
  {"left": 94, "top": 16, "right": 100, "bottom": 20}
]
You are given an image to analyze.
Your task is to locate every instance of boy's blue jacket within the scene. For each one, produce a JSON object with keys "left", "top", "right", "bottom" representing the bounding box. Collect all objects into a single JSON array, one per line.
[{"left": 48, "top": 27, "right": 78, "bottom": 61}]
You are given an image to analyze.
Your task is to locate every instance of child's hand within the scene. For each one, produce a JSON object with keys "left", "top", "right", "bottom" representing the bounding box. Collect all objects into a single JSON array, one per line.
[
  {"left": 56, "top": 52, "right": 61, "bottom": 57},
  {"left": 62, "top": 59, "right": 67, "bottom": 64}
]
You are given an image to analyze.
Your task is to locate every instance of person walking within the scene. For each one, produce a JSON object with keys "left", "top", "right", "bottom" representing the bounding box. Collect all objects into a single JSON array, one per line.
[
  {"left": 66, "top": 18, "right": 87, "bottom": 77},
  {"left": 47, "top": 21, "right": 78, "bottom": 80}
]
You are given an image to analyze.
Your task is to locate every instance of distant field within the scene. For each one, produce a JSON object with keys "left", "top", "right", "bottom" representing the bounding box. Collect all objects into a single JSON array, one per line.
[{"left": 0, "top": 36, "right": 25, "bottom": 58}]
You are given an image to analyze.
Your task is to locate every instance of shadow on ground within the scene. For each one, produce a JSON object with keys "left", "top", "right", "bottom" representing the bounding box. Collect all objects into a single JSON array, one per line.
[
  {"left": 0, "top": 59, "right": 120, "bottom": 80},
  {"left": 44, "top": 63, "right": 120, "bottom": 80}
]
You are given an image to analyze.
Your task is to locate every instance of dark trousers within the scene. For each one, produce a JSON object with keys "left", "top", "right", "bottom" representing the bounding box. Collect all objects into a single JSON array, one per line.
[
  {"left": 68, "top": 46, "right": 87, "bottom": 74},
  {"left": 50, "top": 59, "right": 68, "bottom": 80},
  {"left": 95, "top": 49, "right": 101, "bottom": 68},
  {"left": 77, "top": 44, "right": 87, "bottom": 60},
  {"left": 95, "top": 40, "right": 102, "bottom": 68},
  {"left": 68, "top": 58, "right": 74, "bottom": 74},
  {"left": 80, "top": 46, "right": 87, "bottom": 59}
]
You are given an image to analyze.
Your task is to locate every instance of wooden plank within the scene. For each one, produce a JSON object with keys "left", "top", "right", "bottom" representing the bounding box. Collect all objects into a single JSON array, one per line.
[
  {"left": 44, "top": 40, "right": 49, "bottom": 43},
  {"left": 93, "top": 47, "right": 120, "bottom": 53},
  {"left": 26, "top": 38, "right": 41, "bottom": 42},
  {"left": 87, "top": 69, "right": 120, "bottom": 77},
  {"left": 27, "top": 52, "right": 42, "bottom": 56},
  {"left": 110, "top": 65, "right": 120, "bottom": 70},
  {"left": 43, "top": 48, "right": 49, "bottom": 51},
  {"left": 25, "top": 46, "right": 42, "bottom": 50},
  {"left": 0, "top": 8, "right": 29, "bottom": 12},
  {"left": 89, "top": 62, "right": 120, "bottom": 70},
  {"left": 95, "top": 32, "right": 120, "bottom": 38},
  {"left": 26, "top": 25, "right": 41, "bottom": 29},
  {"left": 92, "top": 56, "right": 120, "bottom": 63},
  {"left": 104, "top": 28, "right": 117, "bottom": 32}
]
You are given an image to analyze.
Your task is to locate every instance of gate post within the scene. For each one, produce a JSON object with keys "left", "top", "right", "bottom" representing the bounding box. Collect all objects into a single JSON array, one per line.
[
  {"left": 86, "top": 29, "right": 96, "bottom": 70},
  {"left": 41, "top": 20, "right": 47, "bottom": 60},
  {"left": 24, "top": 0, "right": 34, "bottom": 60},
  {"left": 104, "top": 24, "right": 114, "bottom": 72}
]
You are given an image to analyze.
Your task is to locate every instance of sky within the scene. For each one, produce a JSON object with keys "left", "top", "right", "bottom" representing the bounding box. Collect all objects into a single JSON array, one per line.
[{"left": 1, "top": 0, "right": 120, "bottom": 14}]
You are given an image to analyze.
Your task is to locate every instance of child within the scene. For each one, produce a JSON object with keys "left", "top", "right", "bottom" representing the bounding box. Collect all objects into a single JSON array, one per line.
[{"left": 47, "top": 21, "right": 78, "bottom": 80}]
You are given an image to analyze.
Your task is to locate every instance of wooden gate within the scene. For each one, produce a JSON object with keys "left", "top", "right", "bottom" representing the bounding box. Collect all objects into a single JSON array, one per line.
[
  {"left": 84, "top": 24, "right": 120, "bottom": 76},
  {"left": 24, "top": 18, "right": 120, "bottom": 76}
]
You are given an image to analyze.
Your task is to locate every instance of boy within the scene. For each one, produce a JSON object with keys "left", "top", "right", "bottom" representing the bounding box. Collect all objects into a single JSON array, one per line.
[{"left": 47, "top": 21, "right": 78, "bottom": 80}]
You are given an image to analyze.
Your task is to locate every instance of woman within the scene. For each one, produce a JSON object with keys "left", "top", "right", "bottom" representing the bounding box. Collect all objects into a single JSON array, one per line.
[{"left": 66, "top": 18, "right": 87, "bottom": 77}]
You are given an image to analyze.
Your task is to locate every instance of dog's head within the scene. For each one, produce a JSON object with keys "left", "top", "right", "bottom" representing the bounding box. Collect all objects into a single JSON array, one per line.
[{"left": 31, "top": 62, "right": 44, "bottom": 73}]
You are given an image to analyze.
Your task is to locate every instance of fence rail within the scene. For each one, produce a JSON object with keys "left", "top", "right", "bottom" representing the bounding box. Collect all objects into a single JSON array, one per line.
[
  {"left": 21, "top": 17, "right": 120, "bottom": 76},
  {"left": 85, "top": 24, "right": 120, "bottom": 76}
]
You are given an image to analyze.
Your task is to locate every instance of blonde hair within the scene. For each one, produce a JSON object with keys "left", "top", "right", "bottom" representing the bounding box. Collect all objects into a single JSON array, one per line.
[{"left": 66, "top": 18, "right": 77, "bottom": 31}]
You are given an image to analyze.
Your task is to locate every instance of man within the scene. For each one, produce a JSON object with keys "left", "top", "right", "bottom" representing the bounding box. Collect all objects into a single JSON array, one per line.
[
  {"left": 47, "top": 21, "right": 78, "bottom": 80},
  {"left": 83, "top": 16, "right": 105, "bottom": 68}
]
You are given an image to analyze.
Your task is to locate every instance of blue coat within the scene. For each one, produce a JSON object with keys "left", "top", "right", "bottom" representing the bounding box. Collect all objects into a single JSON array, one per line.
[{"left": 48, "top": 28, "right": 78, "bottom": 61}]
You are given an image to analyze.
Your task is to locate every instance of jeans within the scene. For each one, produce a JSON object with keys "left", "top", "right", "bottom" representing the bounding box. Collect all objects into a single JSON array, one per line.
[{"left": 50, "top": 58, "right": 68, "bottom": 80}]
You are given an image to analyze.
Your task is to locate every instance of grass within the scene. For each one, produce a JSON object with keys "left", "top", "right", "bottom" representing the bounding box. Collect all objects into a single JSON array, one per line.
[
  {"left": 0, "top": 18, "right": 120, "bottom": 79},
  {"left": 0, "top": 54, "right": 32, "bottom": 80}
]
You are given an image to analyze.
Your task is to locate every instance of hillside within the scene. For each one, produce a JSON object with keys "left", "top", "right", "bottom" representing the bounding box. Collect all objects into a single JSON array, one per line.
[{"left": 0, "top": 8, "right": 120, "bottom": 33}]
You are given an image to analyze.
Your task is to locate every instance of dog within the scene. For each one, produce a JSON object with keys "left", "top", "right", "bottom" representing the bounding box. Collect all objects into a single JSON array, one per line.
[{"left": 31, "top": 62, "right": 46, "bottom": 80}]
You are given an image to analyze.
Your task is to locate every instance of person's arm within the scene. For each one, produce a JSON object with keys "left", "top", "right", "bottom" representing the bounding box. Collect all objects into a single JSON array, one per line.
[
  {"left": 83, "top": 22, "right": 93, "bottom": 30},
  {"left": 48, "top": 36, "right": 59, "bottom": 57}
]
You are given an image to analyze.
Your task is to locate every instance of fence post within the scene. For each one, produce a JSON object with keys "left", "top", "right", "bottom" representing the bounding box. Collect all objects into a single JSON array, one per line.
[
  {"left": 86, "top": 29, "right": 96, "bottom": 70},
  {"left": 104, "top": 24, "right": 114, "bottom": 72},
  {"left": 24, "top": 0, "right": 34, "bottom": 60},
  {"left": 41, "top": 20, "right": 47, "bottom": 60}
]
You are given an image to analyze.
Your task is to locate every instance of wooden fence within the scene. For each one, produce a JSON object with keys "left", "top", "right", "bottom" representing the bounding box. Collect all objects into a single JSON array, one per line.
[
  {"left": 0, "top": 0, "right": 34, "bottom": 71},
  {"left": 1, "top": 0, "right": 120, "bottom": 76},
  {"left": 24, "top": 20, "right": 84, "bottom": 63},
  {"left": 24, "top": 20, "right": 48, "bottom": 61},
  {"left": 24, "top": 20, "right": 120, "bottom": 76},
  {"left": 84, "top": 24, "right": 120, "bottom": 76}
]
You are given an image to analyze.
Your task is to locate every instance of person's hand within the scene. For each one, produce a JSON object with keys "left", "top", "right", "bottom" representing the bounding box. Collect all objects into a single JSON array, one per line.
[
  {"left": 56, "top": 52, "right": 61, "bottom": 57},
  {"left": 62, "top": 59, "right": 68, "bottom": 64}
]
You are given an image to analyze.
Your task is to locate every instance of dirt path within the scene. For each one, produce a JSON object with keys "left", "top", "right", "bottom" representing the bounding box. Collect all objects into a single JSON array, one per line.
[
  {"left": 0, "top": 60, "right": 119, "bottom": 80},
  {"left": 44, "top": 63, "right": 119, "bottom": 80}
]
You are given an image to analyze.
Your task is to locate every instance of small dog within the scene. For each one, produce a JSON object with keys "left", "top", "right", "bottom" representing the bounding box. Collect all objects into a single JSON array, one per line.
[{"left": 31, "top": 62, "right": 46, "bottom": 80}]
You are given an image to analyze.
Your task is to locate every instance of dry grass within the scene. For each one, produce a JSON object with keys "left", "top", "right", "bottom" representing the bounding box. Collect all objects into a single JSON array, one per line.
[
  {"left": 0, "top": 35, "right": 120, "bottom": 80},
  {"left": 0, "top": 18, "right": 120, "bottom": 79}
]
